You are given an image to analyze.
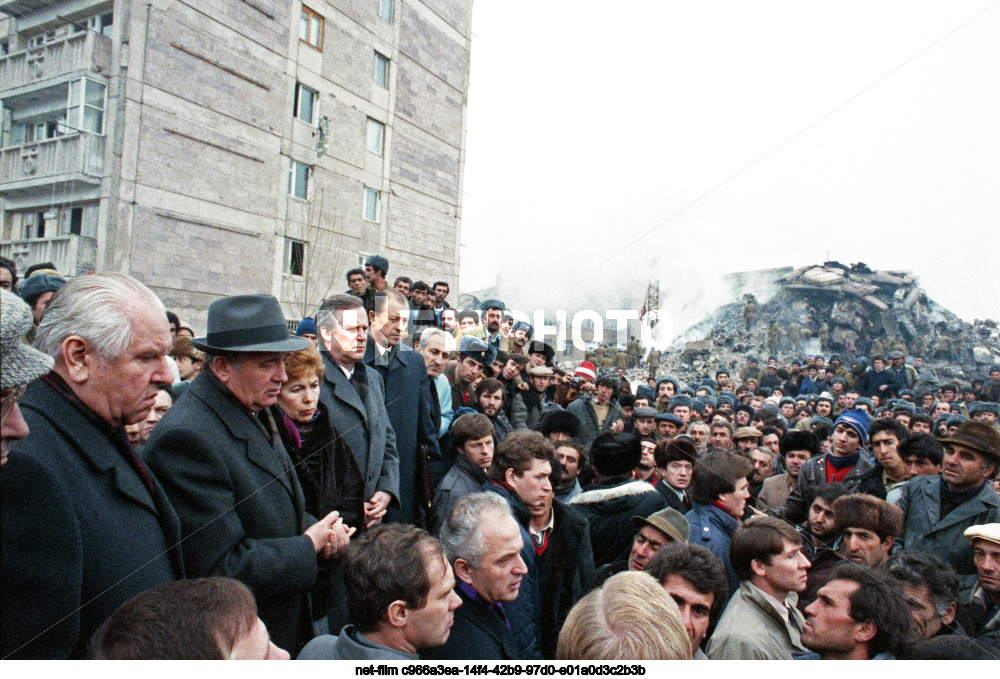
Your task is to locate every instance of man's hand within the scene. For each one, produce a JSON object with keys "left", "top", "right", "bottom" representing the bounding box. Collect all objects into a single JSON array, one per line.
[
  {"left": 305, "top": 510, "right": 357, "bottom": 558},
  {"left": 364, "top": 491, "right": 392, "bottom": 529},
  {"left": 517, "top": 381, "right": 529, "bottom": 391},
  {"left": 579, "top": 381, "right": 596, "bottom": 394},
  {"left": 611, "top": 418, "right": 625, "bottom": 434}
]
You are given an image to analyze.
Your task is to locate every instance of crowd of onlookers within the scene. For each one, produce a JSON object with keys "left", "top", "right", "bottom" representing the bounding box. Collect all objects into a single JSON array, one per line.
[{"left": 1, "top": 253, "right": 998, "bottom": 661}]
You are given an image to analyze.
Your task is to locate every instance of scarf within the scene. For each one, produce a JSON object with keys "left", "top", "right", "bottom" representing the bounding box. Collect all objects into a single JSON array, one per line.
[
  {"left": 712, "top": 500, "right": 741, "bottom": 520},
  {"left": 825, "top": 451, "right": 860, "bottom": 483}
]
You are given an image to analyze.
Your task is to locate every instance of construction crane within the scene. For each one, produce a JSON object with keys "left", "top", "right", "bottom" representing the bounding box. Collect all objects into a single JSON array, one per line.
[{"left": 643, "top": 277, "right": 660, "bottom": 330}]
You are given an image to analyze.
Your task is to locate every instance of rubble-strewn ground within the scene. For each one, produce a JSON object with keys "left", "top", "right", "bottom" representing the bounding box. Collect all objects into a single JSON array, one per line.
[{"left": 649, "top": 262, "right": 1000, "bottom": 385}]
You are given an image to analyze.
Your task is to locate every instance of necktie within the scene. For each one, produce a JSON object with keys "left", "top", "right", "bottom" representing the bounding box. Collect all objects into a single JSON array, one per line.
[{"left": 350, "top": 365, "right": 369, "bottom": 405}]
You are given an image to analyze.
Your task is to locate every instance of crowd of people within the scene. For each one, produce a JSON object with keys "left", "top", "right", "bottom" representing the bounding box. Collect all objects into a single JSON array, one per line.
[{"left": 1, "top": 253, "right": 999, "bottom": 662}]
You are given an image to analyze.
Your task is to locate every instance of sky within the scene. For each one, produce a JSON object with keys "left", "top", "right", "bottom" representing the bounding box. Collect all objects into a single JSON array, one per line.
[{"left": 458, "top": 0, "right": 1000, "bottom": 331}]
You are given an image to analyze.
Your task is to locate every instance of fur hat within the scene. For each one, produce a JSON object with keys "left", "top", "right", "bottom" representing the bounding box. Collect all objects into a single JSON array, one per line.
[
  {"left": 589, "top": 433, "right": 642, "bottom": 477},
  {"left": 668, "top": 395, "right": 693, "bottom": 410},
  {"left": 539, "top": 409, "right": 581, "bottom": 438},
  {"left": 17, "top": 272, "right": 65, "bottom": 308},
  {"left": 833, "top": 493, "right": 903, "bottom": 539}
]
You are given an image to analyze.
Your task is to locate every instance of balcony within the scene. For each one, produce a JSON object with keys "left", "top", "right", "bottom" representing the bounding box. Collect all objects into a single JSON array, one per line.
[
  {"left": 0, "top": 30, "right": 111, "bottom": 98},
  {"left": 0, "top": 132, "right": 104, "bottom": 201},
  {"left": 0, "top": 234, "right": 97, "bottom": 276}
]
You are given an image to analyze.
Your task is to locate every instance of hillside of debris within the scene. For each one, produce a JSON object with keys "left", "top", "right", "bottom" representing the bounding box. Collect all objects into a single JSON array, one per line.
[{"left": 655, "top": 261, "right": 999, "bottom": 385}]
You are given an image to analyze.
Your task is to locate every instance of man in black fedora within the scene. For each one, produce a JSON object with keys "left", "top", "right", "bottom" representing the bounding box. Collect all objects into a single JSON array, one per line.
[{"left": 145, "top": 294, "right": 355, "bottom": 657}]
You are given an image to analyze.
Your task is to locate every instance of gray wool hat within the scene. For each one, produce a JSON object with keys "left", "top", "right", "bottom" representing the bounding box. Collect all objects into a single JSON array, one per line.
[
  {"left": 17, "top": 272, "right": 66, "bottom": 308},
  {"left": 1, "top": 289, "right": 54, "bottom": 391}
]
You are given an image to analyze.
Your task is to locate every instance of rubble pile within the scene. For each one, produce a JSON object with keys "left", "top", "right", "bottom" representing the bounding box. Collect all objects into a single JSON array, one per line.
[{"left": 654, "top": 262, "right": 1000, "bottom": 385}]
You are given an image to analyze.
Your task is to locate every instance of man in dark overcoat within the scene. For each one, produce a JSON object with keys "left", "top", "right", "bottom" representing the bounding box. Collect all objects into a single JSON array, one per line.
[
  {"left": 144, "top": 294, "right": 352, "bottom": 656},
  {"left": 364, "top": 289, "right": 440, "bottom": 526},
  {"left": 315, "top": 294, "right": 400, "bottom": 527},
  {"left": 3, "top": 273, "right": 184, "bottom": 658}
]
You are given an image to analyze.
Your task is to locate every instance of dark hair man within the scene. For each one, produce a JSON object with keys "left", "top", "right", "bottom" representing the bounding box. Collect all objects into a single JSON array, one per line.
[
  {"left": 554, "top": 440, "right": 587, "bottom": 503},
  {"left": 709, "top": 420, "right": 734, "bottom": 451},
  {"left": 769, "top": 409, "right": 875, "bottom": 525},
  {"left": 707, "top": 517, "right": 810, "bottom": 659},
  {"left": 445, "top": 335, "right": 495, "bottom": 413},
  {"left": 857, "top": 419, "right": 910, "bottom": 501},
  {"left": 897, "top": 421, "right": 1000, "bottom": 580},
  {"left": 834, "top": 493, "right": 903, "bottom": 569},
  {"left": 646, "top": 543, "right": 729, "bottom": 659},
  {"left": 799, "top": 562, "right": 913, "bottom": 659},
  {"left": 424, "top": 494, "right": 526, "bottom": 660},
  {"left": 300, "top": 525, "right": 461, "bottom": 659},
  {"left": 909, "top": 412, "right": 933, "bottom": 435},
  {"left": 489, "top": 430, "right": 593, "bottom": 659},
  {"left": 885, "top": 551, "right": 961, "bottom": 642},
  {"left": 393, "top": 276, "right": 412, "bottom": 298},
  {"left": 566, "top": 371, "right": 624, "bottom": 448},
  {"left": 0, "top": 256, "right": 17, "bottom": 291},
  {"left": 653, "top": 438, "right": 697, "bottom": 513},
  {"left": 759, "top": 431, "right": 820, "bottom": 511},
  {"left": 366, "top": 289, "right": 442, "bottom": 525},
  {"left": 956, "top": 523, "right": 1000, "bottom": 639},
  {"left": 431, "top": 281, "right": 450, "bottom": 310},
  {"left": 570, "top": 433, "right": 667, "bottom": 568},
  {"left": 475, "top": 377, "right": 512, "bottom": 443},
  {"left": 345, "top": 267, "right": 367, "bottom": 298},
  {"left": 431, "top": 413, "right": 495, "bottom": 535},
  {"left": 686, "top": 452, "right": 754, "bottom": 598},
  {"left": 4, "top": 274, "right": 183, "bottom": 658},
  {"left": 899, "top": 432, "right": 944, "bottom": 478},
  {"left": 455, "top": 309, "right": 478, "bottom": 330},
  {"left": 90, "top": 577, "right": 288, "bottom": 660}
]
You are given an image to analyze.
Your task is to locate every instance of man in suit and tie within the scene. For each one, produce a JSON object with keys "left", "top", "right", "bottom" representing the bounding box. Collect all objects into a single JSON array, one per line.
[
  {"left": 315, "top": 294, "right": 400, "bottom": 529},
  {"left": 144, "top": 294, "right": 353, "bottom": 656},
  {"left": 654, "top": 437, "right": 697, "bottom": 513},
  {"left": 364, "top": 290, "right": 440, "bottom": 526}
]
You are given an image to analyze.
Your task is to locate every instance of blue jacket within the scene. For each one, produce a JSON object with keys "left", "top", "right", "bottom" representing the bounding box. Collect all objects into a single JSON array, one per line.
[{"left": 686, "top": 503, "right": 741, "bottom": 600}]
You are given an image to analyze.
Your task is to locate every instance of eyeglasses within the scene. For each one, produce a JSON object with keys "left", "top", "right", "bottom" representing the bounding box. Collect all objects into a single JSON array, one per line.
[{"left": 1, "top": 384, "right": 28, "bottom": 423}]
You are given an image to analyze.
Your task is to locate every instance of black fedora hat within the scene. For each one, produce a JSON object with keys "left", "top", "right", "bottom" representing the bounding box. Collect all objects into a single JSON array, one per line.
[{"left": 192, "top": 294, "right": 312, "bottom": 353}]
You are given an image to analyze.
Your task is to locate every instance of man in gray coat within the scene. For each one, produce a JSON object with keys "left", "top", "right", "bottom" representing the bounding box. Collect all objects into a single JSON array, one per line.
[
  {"left": 896, "top": 421, "right": 1000, "bottom": 587},
  {"left": 145, "top": 294, "right": 353, "bottom": 656},
  {"left": 430, "top": 413, "right": 495, "bottom": 535},
  {"left": 316, "top": 294, "right": 400, "bottom": 528},
  {"left": 566, "top": 371, "right": 624, "bottom": 448}
]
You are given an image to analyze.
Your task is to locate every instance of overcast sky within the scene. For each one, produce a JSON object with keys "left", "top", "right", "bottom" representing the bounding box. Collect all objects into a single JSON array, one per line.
[{"left": 459, "top": 1, "right": 1000, "bottom": 328}]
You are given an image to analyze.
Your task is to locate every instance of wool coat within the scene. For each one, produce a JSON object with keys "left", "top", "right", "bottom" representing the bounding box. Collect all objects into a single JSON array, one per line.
[
  {"left": 895, "top": 475, "right": 1000, "bottom": 584},
  {"left": 364, "top": 337, "right": 440, "bottom": 525},
  {"left": 144, "top": 372, "right": 317, "bottom": 655},
  {"left": 706, "top": 581, "right": 807, "bottom": 660},
  {"left": 2, "top": 378, "right": 183, "bottom": 658},
  {"left": 768, "top": 452, "right": 876, "bottom": 525},
  {"left": 318, "top": 350, "right": 400, "bottom": 507}
]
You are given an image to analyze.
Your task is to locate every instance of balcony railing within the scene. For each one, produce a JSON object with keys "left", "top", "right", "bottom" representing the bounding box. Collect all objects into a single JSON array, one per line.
[
  {"left": 0, "top": 234, "right": 98, "bottom": 277},
  {"left": 0, "top": 132, "right": 104, "bottom": 195},
  {"left": 0, "top": 29, "right": 112, "bottom": 93}
]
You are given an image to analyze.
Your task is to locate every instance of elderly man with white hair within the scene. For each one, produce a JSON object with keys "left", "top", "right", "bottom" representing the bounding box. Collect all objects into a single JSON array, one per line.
[{"left": 1, "top": 274, "right": 184, "bottom": 659}]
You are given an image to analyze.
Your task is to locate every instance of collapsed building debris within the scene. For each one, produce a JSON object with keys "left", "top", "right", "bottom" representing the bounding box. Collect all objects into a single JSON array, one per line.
[{"left": 655, "top": 262, "right": 1000, "bottom": 386}]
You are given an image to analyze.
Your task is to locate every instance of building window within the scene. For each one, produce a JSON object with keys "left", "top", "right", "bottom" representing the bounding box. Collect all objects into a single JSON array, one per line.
[
  {"left": 366, "top": 118, "right": 384, "bottom": 155},
  {"left": 294, "top": 83, "right": 317, "bottom": 125},
  {"left": 86, "top": 12, "right": 114, "bottom": 37},
  {"left": 373, "top": 51, "right": 389, "bottom": 88},
  {"left": 288, "top": 159, "right": 311, "bottom": 199},
  {"left": 284, "top": 239, "right": 306, "bottom": 276},
  {"left": 300, "top": 6, "right": 323, "bottom": 50},
  {"left": 67, "top": 78, "right": 106, "bottom": 135},
  {"left": 364, "top": 187, "right": 380, "bottom": 222},
  {"left": 378, "top": 0, "right": 394, "bottom": 22}
]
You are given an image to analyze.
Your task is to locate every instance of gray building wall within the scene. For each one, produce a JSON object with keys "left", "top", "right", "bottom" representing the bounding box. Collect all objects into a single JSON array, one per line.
[{"left": 1, "top": 0, "right": 471, "bottom": 329}]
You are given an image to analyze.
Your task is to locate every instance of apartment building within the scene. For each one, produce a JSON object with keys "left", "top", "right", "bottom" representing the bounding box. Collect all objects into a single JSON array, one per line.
[{"left": 0, "top": 0, "right": 471, "bottom": 325}]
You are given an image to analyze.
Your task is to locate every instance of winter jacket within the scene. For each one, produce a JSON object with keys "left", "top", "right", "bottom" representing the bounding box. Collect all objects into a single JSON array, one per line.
[
  {"left": 956, "top": 584, "right": 1000, "bottom": 638},
  {"left": 420, "top": 585, "right": 520, "bottom": 660},
  {"left": 429, "top": 455, "right": 489, "bottom": 535},
  {"left": 537, "top": 501, "right": 596, "bottom": 659},
  {"left": 859, "top": 367, "right": 899, "bottom": 397},
  {"left": 686, "top": 502, "right": 741, "bottom": 599},
  {"left": 768, "top": 451, "right": 876, "bottom": 525},
  {"left": 511, "top": 390, "right": 547, "bottom": 431},
  {"left": 706, "top": 581, "right": 807, "bottom": 660},
  {"left": 566, "top": 395, "right": 622, "bottom": 449},
  {"left": 570, "top": 478, "right": 668, "bottom": 567},
  {"left": 896, "top": 475, "right": 1000, "bottom": 586}
]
